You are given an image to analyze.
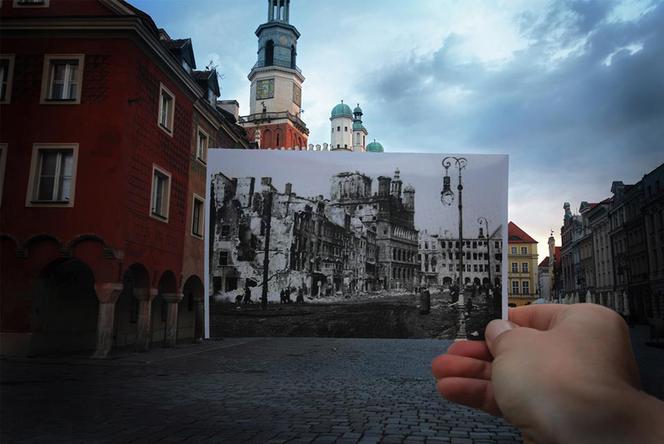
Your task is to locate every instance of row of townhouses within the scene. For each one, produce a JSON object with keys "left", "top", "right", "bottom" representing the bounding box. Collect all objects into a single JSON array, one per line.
[
  {"left": 0, "top": 0, "right": 250, "bottom": 357},
  {"left": 210, "top": 169, "right": 419, "bottom": 301},
  {"left": 557, "top": 163, "right": 664, "bottom": 325}
]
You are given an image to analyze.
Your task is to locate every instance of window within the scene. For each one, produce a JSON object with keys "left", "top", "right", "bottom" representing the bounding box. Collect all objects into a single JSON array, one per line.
[
  {"left": 219, "top": 251, "right": 229, "bottom": 266},
  {"left": 13, "top": 0, "right": 49, "bottom": 7},
  {"left": 0, "top": 144, "right": 6, "bottom": 206},
  {"left": 512, "top": 281, "right": 519, "bottom": 294},
  {"left": 511, "top": 262, "right": 518, "bottom": 273},
  {"left": 26, "top": 144, "right": 78, "bottom": 207},
  {"left": 191, "top": 194, "right": 204, "bottom": 239},
  {"left": 511, "top": 246, "right": 517, "bottom": 255},
  {"left": 41, "top": 55, "right": 84, "bottom": 104},
  {"left": 196, "top": 127, "right": 208, "bottom": 162},
  {"left": 521, "top": 246, "right": 528, "bottom": 255},
  {"left": 337, "top": 126, "right": 341, "bottom": 132},
  {"left": 158, "top": 83, "right": 175, "bottom": 135},
  {"left": 150, "top": 165, "right": 171, "bottom": 222},
  {"left": 495, "top": 264, "right": 500, "bottom": 273},
  {"left": 221, "top": 224, "right": 231, "bottom": 238},
  {"left": 0, "top": 55, "right": 15, "bottom": 104},
  {"left": 344, "top": 126, "right": 348, "bottom": 132},
  {"left": 522, "top": 281, "right": 530, "bottom": 295}
]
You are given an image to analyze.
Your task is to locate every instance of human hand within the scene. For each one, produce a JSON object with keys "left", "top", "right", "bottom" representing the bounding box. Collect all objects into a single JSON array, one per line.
[{"left": 431, "top": 304, "right": 664, "bottom": 444}]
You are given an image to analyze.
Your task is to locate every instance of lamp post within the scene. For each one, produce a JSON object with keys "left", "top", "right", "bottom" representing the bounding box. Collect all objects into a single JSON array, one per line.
[
  {"left": 478, "top": 217, "right": 491, "bottom": 285},
  {"left": 441, "top": 156, "right": 468, "bottom": 339}
]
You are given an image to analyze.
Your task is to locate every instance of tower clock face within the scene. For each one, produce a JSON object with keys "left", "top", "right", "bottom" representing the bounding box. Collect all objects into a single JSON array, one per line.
[
  {"left": 256, "top": 79, "right": 274, "bottom": 100},
  {"left": 293, "top": 83, "right": 302, "bottom": 106}
]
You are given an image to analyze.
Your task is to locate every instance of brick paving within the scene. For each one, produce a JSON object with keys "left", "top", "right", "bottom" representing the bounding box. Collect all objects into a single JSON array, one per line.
[{"left": 1, "top": 330, "right": 661, "bottom": 444}]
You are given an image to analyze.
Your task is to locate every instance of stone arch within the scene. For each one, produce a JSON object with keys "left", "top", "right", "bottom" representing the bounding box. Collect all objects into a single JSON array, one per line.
[
  {"left": 473, "top": 277, "right": 481, "bottom": 287},
  {"left": 114, "top": 263, "right": 150, "bottom": 348},
  {"left": 151, "top": 270, "right": 177, "bottom": 345},
  {"left": 29, "top": 258, "right": 99, "bottom": 355},
  {"left": 180, "top": 275, "right": 204, "bottom": 342}
]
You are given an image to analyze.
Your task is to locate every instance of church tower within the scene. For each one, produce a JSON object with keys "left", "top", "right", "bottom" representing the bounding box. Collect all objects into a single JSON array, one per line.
[
  {"left": 240, "top": 0, "right": 309, "bottom": 149},
  {"left": 352, "top": 104, "right": 368, "bottom": 152},
  {"left": 330, "top": 100, "right": 353, "bottom": 151}
]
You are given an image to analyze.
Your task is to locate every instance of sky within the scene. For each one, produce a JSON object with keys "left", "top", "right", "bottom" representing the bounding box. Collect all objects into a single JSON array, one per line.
[
  {"left": 209, "top": 150, "right": 508, "bottom": 240},
  {"left": 131, "top": 0, "right": 664, "bottom": 257}
]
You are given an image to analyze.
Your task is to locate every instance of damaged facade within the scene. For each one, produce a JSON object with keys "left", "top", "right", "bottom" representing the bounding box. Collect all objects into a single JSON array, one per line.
[{"left": 210, "top": 168, "right": 418, "bottom": 302}]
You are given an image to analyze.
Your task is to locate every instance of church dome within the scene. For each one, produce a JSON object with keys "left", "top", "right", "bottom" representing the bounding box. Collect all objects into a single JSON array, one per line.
[
  {"left": 331, "top": 102, "right": 353, "bottom": 119},
  {"left": 353, "top": 104, "right": 363, "bottom": 114},
  {"left": 366, "top": 140, "right": 384, "bottom": 153}
]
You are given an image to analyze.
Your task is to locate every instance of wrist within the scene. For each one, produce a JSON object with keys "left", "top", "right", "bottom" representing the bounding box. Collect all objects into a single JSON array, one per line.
[{"left": 537, "top": 384, "right": 664, "bottom": 444}]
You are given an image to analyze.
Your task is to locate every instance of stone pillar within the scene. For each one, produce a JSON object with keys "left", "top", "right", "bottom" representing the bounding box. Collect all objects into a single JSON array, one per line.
[
  {"left": 134, "top": 288, "right": 157, "bottom": 352},
  {"left": 92, "top": 282, "right": 122, "bottom": 359},
  {"left": 163, "top": 292, "right": 184, "bottom": 347},
  {"left": 194, "top": 296, "right": 205, "bottom": 342}
]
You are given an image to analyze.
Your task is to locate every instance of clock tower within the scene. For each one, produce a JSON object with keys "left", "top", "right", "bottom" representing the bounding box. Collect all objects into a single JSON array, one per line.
[{"left": 239, "top": 0, "right": 309, "bottom": 149}]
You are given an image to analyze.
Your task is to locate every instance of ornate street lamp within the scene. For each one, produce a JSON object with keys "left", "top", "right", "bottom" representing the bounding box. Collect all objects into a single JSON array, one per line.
[
  {"left": 477, "top": 217, "right": 491, "bottom": 284},
  {"left": 441, "top": 156, "right": 468, "bottom": 339}
]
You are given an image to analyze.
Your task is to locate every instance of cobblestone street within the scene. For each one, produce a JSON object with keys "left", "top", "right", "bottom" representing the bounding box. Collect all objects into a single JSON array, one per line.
[{"left": 2, "top": 330, "right": 662, "bottom": 444}]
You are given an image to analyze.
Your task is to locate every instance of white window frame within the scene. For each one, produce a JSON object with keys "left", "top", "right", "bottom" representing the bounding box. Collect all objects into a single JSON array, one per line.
[
  {"left": 511, "top": 262, "right": 518, "bottom": 273},
  {"left": 158, "top": 83, "right": 175, "bottom": 136},
  {"left": 195, "top": 126, "right": 208, "bottom": 164},
  {"left": 40, "top": 54, "right": 85, "bottom": 104},
  {"left": 511, "top": 246, "right": 517, "bottom": 255},
  {"left": 150, "top": 164, "right": 171, "bottom": 223},
  {"left": 0, "top": 55, "right": 15, "bottom": 104},
  {"left": 13, "top": 0, "right": 50, "bottom": 7},
  {"left": 512, "top": 280, "right": 519, "bottom": 295},
  {"left": 25, "top": 143, "right": 79, "bottom": 208},
  {"left": 191, "top": 194, "right": 205, "bottom": 240},
  {"left": 522, "top": 280, "right": 530, "bottom": 295},
  {"left": 522, "top": 262, "right": 529, "bottom": 273},
  {"left": 0, "top": 143, "right": 7, "bottom": 206},
  {"left": 521, "top": 246, "right": 528, "bottom": 255}
]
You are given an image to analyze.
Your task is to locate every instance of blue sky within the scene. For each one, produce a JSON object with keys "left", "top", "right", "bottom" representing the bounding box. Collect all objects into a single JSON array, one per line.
[{"left": 131, "top": 0, "right": 664, "bottom": 254}]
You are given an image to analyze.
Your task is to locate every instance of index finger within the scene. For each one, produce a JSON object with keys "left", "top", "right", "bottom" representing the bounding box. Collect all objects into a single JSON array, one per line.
[{"left": 508, "top": 304, "right": 568, "bottom": 331}]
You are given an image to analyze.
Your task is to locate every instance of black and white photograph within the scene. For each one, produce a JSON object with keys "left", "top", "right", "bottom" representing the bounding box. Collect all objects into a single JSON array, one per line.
[{"left": 205, "top": 150, "right": 508, "bottom": 340}]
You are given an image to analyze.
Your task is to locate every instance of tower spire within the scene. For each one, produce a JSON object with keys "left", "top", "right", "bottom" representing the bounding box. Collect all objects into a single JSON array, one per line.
[{"left": 268, "top": 0, "right": 290, "bottom": 23}]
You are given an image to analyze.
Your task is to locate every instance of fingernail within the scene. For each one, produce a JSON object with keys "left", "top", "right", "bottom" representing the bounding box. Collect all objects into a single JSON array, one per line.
[{"left": 485, "top": 319, "right": 513, "bottom": 344}]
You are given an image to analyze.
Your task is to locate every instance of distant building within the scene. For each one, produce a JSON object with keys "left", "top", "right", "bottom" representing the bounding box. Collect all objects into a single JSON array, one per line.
[
  {"left": 507, "top": 222, "right": 539, "bottom": 306},
  {"left": 418, "top": 227, "right": 503, "bottom": 290},
  {"left": 642, "top": 164, "right": 664, "bottom": 322},
  {"left": 538, "top": 233, "right": 561, "bottom": 302}
]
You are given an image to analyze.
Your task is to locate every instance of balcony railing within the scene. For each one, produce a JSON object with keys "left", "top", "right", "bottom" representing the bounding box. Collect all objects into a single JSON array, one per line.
[
  {"left": 239, "top": 111, "right": 308, "bottom": 131},
  {"left": 252, "top": 61, "right": 302, "bottom": 75}
]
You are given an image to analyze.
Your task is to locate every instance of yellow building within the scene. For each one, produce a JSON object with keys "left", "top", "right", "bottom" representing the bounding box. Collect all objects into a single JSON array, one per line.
[{"left": 508, "top": 222, "right": 539, "bottom": 306}]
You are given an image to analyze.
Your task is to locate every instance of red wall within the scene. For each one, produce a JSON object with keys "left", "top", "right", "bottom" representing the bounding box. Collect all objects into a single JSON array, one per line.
[{"left": 0, "top": 30, "right": 196, "bottom": 331}]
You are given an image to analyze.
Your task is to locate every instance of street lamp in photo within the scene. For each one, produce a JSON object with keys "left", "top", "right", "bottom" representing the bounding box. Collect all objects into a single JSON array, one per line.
[
  {"left": 441, "top": 156, "right": 468, "bottom": 339},
  {"left": 477, "top": 216, "right": 491, "bottom": 285}
]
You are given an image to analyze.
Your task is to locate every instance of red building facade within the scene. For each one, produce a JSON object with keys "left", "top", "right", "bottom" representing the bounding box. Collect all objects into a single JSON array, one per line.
[{"left": 0, "top": 0, "right": 249, "bottom": 357}]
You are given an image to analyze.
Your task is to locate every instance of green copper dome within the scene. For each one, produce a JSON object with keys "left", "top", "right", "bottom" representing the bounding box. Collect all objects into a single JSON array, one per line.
[
  {"left": 353, "top": 121, "right": 366, "bottom": 131},
  {"left": 353, "top": 104, "right": 363, "bottom": 114},
  {"left": 366, "top": 140, "right": 384, "bottom": 153},
  {"left": 331, "top": 102, "right": 353, "bottom": 119}
]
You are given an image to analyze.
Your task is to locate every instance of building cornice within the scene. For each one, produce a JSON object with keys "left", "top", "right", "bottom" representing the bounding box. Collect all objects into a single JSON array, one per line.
[
  {"left": 248, "top": 64, "right": 305, "bottom": 83},
  {"left": 0, "top": 16, "right": 206, "bottom": 100}
]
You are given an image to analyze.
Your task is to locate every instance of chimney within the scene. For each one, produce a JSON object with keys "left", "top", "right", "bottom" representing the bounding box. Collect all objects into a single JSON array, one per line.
[
  {"left": 261, "top": 177, "right": 272, "bottom": 187},
  {"left": 217, "top": 100, "right": 240, "bottom": 120},
  {"left": 285, "top": 183, "right": 293, "bottom": 195}
]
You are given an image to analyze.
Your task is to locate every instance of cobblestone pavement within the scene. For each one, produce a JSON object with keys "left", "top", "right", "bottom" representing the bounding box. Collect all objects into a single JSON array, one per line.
[
  {"left": 2, "top": 330, "right": 662, "bottom": 444},
  {"left": 1, "top": 338, "right": 522, "bottom": 444}
]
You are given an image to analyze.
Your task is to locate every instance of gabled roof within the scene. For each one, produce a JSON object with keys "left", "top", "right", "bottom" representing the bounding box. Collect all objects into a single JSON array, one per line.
[
  {"left": 539, "top": 257, "right": 550, "bottom": 268},
  {"left": 193, "top": 70, "right": 220, "bottom": 96},
  {"left": 508, "top": 221, "right": 538, "bottom": 244},
  {"left": 539, "top": 246, "right": 561, "bottom": 268}
]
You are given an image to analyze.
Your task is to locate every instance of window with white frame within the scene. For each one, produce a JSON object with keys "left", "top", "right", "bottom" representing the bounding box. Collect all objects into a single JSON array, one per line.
[
  {"left": 41, "top": 55, "right": 84, "bottom": 103},
  {"left": 158, "top": 83, "right": 175, "bottom": 135},
  {"left": 511, "top": 262, "right": 518, "bottom": 273},
  {"left": 522, "top": 280, "right": 530, "bottom": 295},
  {"left": 522, "top": 262, "right": 529, "bottom": 273},
  {"left": 13, "top": 0, "right": 49, "bottom": 7},
  {"left": 191, "top": 195, "right": 204, "bottom": 238},
  {"left": 511, "top": 246, "right": 517, "bottom": 254},
  {"left": 150, "top": 166, "right": 171, "bottom": 221},
  {"left": 0, "top": 55, "right": 15, "bottom": 104},
  {"left": 196, "top": 128, "right": 208, "bottom": 163},
  {"left": 521, "top": 246, "right": 528, "bottom": 255},
  {"left": 0, "top": 144, "right": 7, "bottom": 206},
  {"left": 512, "top": 281, "right": 519, "bottom": 294},
  {"left": 27, "top": 144, "right": 78, "bottom": 206}
]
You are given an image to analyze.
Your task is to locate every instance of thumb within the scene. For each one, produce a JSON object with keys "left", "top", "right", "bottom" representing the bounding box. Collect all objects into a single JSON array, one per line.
[{"left": 485, "top": 319, "right": 516, "bottom": 357}]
